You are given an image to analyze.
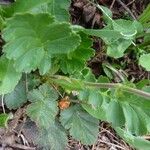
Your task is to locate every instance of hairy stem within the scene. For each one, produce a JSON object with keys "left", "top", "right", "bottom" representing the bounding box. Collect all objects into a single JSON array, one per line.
[
  {"left": 85, "top": 82, "right": 150, "bottom": 100},
  {"left": 50, "top": 75, "right": 150, "bottom": 100}
]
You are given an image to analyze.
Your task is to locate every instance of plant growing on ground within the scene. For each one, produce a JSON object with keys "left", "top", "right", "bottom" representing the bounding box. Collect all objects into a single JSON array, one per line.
[{"left": 0, "top": 0, "right": 150, "bottom": 149}]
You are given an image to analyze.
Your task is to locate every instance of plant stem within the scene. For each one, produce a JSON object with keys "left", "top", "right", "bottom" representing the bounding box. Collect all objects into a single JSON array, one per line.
[
  {"left": 85, "top": 82, "right": 150, "bottom": 100},
  {"left": 50, "top": 75, "right": 150, "bottom": 100}
]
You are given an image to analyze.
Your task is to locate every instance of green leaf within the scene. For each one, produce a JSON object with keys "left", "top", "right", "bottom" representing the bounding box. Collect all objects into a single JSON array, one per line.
[
  {"left": 112, "top": 20, "right": 141, "bottom": 39},
  {"left": 80, "top": 91, "right": 107, "bottom": 121},
  {"left": 122, "top": 103, "right": 150, "bottom": 135},
  {"left": 107, "top": 39, "right": 132, "bottom": 58},
  {"left": 77, "top": 72, "right": 150, "bottom": 135},
  {"left": 0, "top": 113, "right": 10, "bottom": 127},
  {"left": 26, "top": 84, "right": 59, "bottom": 128},
  {"left": 139, "top": 53, "right": 150, "bottom": 71},
  {"left": 1, "top": 0, "right": 51, "bottom": 17},
  {"left": 0, "top": 56, "right": 21, "bottom": 94},
  {"left": 138, "top": 4, "right": 150, "bottom": 27},
  {"left": 84, "top": 29, "right": 122, "bottom": 42},
  {"left": 116, "top": 127, "right": 150, "bottom": 150},
  {"left": 60, "top": 105, "right": 99, "bottom": 145},
  {"left": 3, "top": 13, "right": 81, "bottom": 74},
  {"left": 37, "top": 122, "right": 68, "bottom": 150},
  {"left": 5, "top": 80, "right": 27, "bottom": 109},
  {"left": 2, "top": 0, "right": 70, "bottom": 22},
  {"left": 77, "top": 71, "right": 107, "bottom": 120},
  {"left": 48, "top": 0, "right": 70, "bottom": 22},
  {"left": 60, "top": 33, "right": 94, "bottom": 74},
  {"left": 83, "top": 28, "right": 132, "bottom": 58},
  {"left": 106, "top": 101, "right": 125, "bottom": 127},
  {"left": 97, "top": 5, "right": 112, "bottom": 24}
]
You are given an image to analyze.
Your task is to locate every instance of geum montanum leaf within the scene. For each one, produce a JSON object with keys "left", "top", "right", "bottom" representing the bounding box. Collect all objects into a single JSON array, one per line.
[
  {"left": 5, "top": 80, "right": 27, "bottom": 109},
  {"left": 78, "top": 71, "right": 150, "bottom": 135},
  {"left": 1, "top": 0, "right": 71, "bottom": 22},
  {"left": 37, "top": 122, "right": 68, "bottom": 150},
  {"left": 26, "top": 84, "right": 59, "bottom": 128},
  {"left": 60, "top": 104, "right": 99, "bottom": 145},
  {"left": 1, "top": 0, "right": 51, "bottom": 17},
  {"left": 116, "top": 127, "right": 150, "bottom": 150},
  {"left": 0, "top": 56, "right": 21, "bottom": 94},
  {"left": 2, "top": 13, "right": 81, "bottom": 74},
  {"left": 48, "top": 0, "right": 71, "bottom": 22},
  {"left": 59, "top": 32, "right": 94, "bottom": 74}
]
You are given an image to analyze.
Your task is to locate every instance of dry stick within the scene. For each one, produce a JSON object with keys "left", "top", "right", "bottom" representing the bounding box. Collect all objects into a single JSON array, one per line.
[
  {"left": 9, "top": 143, "right": 36, "bottom": 150},
  {"left": 126, "top": 0, "right": 135, "bottom": 6},
  {"left": 116, "top": 0, "right": 137, "bottom": 20},
  {"left": 110, "top": 0, "right": 116, "bottom": 9},
  {"left": 98, "top": 139, "right": 126, "bottom": 150}
]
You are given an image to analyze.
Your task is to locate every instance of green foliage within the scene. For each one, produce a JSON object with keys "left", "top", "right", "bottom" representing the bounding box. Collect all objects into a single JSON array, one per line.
[
  {"left": 84, "top": 5, "right": 143, "bottom": 58},
  {"left": 0, "top": 57, "right": 21, "bottom": 94},
  {"left": 48, "top": 0, "right": 70, "bottom": 22},
  {"left": 59, "top": 33, "right": 94, "bottom": 74},
  {"left": 3, "top": 13, "right": 80, "bottom": 74},
  {"left": 5, "top": 80, "right": 27, "bottom": 109},
  {"left": 0, "top": 113, "right": 10, "bottom": 127},
  {"left": 116, "top": 127, "right": 150, "bottom": 150},
  {"left": 139, "top": 53, "right": 150, "bottom": 71},
  {"left": 37, "top": 122, "right": 68, "bottom": 150},
  {"left": 60, "top": 105, "right": 99, "bottom": 145},
  {"left": 84, "top": 20, "right": 142, "bottom": 58},
  {"left": 1, "top": 0, "right": 51, "bottom": 17},
  {"left": 138, "top": 4, "right": 150, "bottom": 28},
  {"left": 0, "top": 1, "right": 150, "bottom": 149},
  {"left": 27, "top": 84, "right": 58, "bottom": 128}
]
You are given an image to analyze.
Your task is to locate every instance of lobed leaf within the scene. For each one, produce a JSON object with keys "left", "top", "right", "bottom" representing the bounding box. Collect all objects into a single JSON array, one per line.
[
  {"left": 77, "top": 71, "right": 150, "bottom": 135},
  {"left": 0, "top": 56, "right": 21, "bottom": 94},
  {"left": 26, "top": 84, "right": 59, "bottom": 128},
  {"left": 1, "top": 0, "right": 51, "bottom": 17},
  {"left": 37, "top": 122, "right": 68, "bottom": 150},
  {"left": 116, "top": 127, "right": 150, "bottom": 150},
  {"left": 2, "top": 13, "right": 81, "bottom": 74},
  {"left": 5, "top": 80, "right": 27, "bottom": 109},
  {"left": 48, "top": 0, "right": 70, "bottom": 22},
  {"left": 59, "top": 33, "right": 94, "bottom": 74},
  {"left": 60, "top": 105, "right": 99, "bottom": 145}
]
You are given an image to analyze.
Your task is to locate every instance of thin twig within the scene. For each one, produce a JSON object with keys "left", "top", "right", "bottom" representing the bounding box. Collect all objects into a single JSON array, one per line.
[
  {"left": 116, "top": 0, "right": 136, "bottom": 20},
  {"left": 52, "top": 84, "right": 63, "bottom": 98},
  {"left": 98, "top": 139, "right": 126, "bottom": 150},
  {"left": 110, "top": 0, "right": 116, "bottom": 9},
  {"left": 9, "top": 143, "right": 36, "bottom": 150},
  {"left": 126, "top": 0, "right": 135, "bottom": 6}
]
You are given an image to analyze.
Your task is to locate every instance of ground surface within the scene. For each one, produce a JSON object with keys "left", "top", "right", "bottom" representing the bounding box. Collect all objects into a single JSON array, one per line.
[{"left": 0, "top": 0, "right": 150, "bottom": 150}]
